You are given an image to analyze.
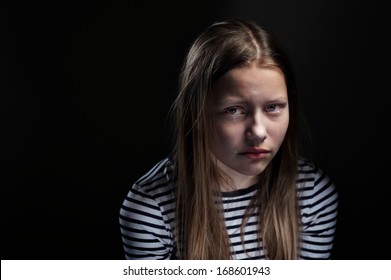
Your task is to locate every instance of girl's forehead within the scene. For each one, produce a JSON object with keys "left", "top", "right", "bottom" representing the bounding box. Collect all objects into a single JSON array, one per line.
[{"left": 212, "top": 66, "right": 287, "bottom": 99}]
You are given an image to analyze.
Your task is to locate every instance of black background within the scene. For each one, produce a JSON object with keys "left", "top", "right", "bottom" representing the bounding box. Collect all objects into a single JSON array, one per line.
[{"left": 1, "top": 0, "right": 390, "bottom": 259}]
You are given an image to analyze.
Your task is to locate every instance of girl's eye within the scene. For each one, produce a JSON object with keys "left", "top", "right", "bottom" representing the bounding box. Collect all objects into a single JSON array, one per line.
[
  {"left": 224, "top": 107, "right": 244, "bottom": 115},
  {"left": 265, "top": 103, "right": 286, "bottom": 113}
]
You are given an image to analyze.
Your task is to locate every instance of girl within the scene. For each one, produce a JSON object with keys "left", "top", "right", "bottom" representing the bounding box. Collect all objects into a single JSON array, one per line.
[{"left": 119, "top": 19, "right": 338, "bottom": 260}]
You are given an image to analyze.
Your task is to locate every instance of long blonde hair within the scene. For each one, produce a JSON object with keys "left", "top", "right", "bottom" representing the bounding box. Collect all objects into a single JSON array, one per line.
[{"left": 171, "top": 19, "right": 300, "bottom": 259}]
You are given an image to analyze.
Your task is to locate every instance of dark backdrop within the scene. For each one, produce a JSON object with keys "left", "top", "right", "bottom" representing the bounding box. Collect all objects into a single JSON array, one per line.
[{"left": 1, "top": 0, "right": 390, "bottom": 259}]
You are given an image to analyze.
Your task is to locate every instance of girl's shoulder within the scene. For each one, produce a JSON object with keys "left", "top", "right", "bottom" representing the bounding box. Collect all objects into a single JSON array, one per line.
[
  {"left": 297, "top": 156, "right": 327, "bottom": 181},
  {"left": 296, "top": 156, "right": 338, "bottom": 207},
  {"left": 132, "top": 157, "right": 175, "bottom": 198}
]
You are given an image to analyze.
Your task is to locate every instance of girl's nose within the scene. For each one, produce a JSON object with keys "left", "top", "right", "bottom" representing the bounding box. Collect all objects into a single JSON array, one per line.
[{"left": 246, "top": 113, "right": 267, "bottom": 143}]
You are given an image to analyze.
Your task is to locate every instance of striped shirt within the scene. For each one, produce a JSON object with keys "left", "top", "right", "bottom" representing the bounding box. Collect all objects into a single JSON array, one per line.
[{"left": 119, "top": 157, "right": 338, "bottom": 259}]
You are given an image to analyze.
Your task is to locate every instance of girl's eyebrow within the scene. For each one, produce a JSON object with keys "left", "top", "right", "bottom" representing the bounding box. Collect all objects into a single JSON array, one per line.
[
  {"left": 214, "top": 95, "right": 246, "bottom": 104},
  {"left": 265, "top": 97, "right": 289, "bottom": 103},
  {"left": 218, "top": 97, "right": 244, "bottom": 103},
  {"left": 214, "top": 98, "right": 246, "bottom": 107},
  {"left": 216, "top": 96, "right": 288, "bottom": 105}
]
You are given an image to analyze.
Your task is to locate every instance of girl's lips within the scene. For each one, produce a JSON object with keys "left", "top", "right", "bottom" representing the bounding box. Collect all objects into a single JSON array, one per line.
[
  {"left": 243, "top": 152, "right": 270, "bottom": 159},
  {"left": 240, "top": 148, "right": 270, "bottom": 159},
  {"left": 243, "top": 147, "right": 270, "bottom": 153}
]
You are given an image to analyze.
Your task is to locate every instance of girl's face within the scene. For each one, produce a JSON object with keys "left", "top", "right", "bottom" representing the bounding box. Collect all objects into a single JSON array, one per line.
[{"left": 211, "top": 64, "right": 289, "bottom": 189}]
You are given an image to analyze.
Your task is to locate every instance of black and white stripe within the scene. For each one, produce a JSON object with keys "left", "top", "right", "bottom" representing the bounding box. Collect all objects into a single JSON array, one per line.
[{"left": 119, "top": 157, "right": 338, "bottom": 259}]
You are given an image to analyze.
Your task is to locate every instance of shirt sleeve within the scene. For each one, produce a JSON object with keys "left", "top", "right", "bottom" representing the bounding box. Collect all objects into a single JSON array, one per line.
[
  {"left": 299, "top": 165, "right": 339, "bottom": 259},
  {"left": 119, "top": 183, "right": 173, "bottom": 260}
]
